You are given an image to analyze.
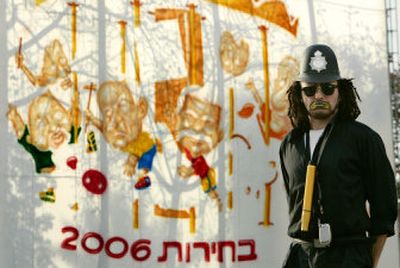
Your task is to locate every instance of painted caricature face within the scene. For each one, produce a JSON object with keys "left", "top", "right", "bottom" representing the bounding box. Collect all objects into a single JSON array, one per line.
[
  {"left": 220, "top": 31, "right": 249, "bottom": 76},
  {"left": 28, "top": 94, "right": 70, "bottom": 150},
  {"left": 176, "top": 94, "right": 223, "bottom": 158},
  {"left": 276, "top": 56, "right": 299, "bottom": 92},
  {"left": 98, "top": 81, "right": 147, "bottom": 150},
  {"left": 300, "top": 81, "right": 339, "bottom": 121}
]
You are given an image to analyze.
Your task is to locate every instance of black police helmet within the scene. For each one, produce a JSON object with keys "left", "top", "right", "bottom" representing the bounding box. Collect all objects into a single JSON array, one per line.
[{"left": 297, "top": 44, "right": 341, "bottom": 83}]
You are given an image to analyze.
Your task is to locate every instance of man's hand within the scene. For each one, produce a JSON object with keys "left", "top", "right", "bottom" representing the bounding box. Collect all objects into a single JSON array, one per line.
[
  {"left": 7, "top": 104, "right": 18, "bottom": 119},
  {"left": 245, "top": 77, "right": 256, "bottom": 91},
  {"left": 178, "top": 165, "right": 195, "bottom": 178},
  {"left": 155, "top": 138, "right": 163, "bottom": 153},
  {"left": 84, "top": 109, "right": 103, "bottom": 133},
  {"left": 124, "top": 154, "right": 138, "bottom": 177},
  {"left": 372, "top": 235, "right": 387, "bottom": 268},
  {"left": 6, "top": 104, "right": 25, "bottom": 139}
]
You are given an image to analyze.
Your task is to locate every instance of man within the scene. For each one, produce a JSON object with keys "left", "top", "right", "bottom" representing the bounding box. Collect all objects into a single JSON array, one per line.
[
  {"left": 175, "top": 94, "right": 224, "bottom": 211},
  {"left": 85, "top": 81, "right": 160, "bottom": 190},
  {"left": 279, "top": 44, "right": 397, "bottom": 268}
]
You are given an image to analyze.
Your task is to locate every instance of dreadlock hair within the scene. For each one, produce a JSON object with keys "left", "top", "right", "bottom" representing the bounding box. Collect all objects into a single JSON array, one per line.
[{"left": 287, "top": 79, "right": 361, "bottom": 131}]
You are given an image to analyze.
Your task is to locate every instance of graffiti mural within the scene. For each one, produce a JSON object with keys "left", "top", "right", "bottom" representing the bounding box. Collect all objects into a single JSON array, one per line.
[{"left": 1, "top": 0, "right": 398, "bottom": 267}]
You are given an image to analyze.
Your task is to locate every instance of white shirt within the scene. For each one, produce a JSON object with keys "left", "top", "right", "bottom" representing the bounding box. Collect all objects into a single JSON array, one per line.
[{"left": 309, "top": 128, "right": 325, "bottom": 159}]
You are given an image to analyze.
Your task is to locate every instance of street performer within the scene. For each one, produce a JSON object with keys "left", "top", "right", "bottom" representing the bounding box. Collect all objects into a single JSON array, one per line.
[{"left": 279, "top": 44, "right": 397, "bottom": 268}]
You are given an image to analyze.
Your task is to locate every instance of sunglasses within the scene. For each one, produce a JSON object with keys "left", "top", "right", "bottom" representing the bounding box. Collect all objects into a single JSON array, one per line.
[{"left": 301, "top": 83, "right": 337, "bottom": 97}]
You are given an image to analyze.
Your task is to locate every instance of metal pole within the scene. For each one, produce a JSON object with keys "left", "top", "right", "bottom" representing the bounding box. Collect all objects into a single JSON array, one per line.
[{"left": 385, "top": 0, "right": 400, "bottom": 260}]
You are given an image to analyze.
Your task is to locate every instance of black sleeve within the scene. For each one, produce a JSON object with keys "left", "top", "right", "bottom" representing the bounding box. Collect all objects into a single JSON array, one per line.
[
  {"left": 279, "top": 139, "right": 290, "bottom": 196},
  {"left": 363, "top": 130, "right": 398, "bottom": 237}
]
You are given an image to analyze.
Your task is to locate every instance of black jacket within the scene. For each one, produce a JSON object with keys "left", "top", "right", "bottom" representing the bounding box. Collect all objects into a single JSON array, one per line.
[{"left": 279, "top": 119, "right": 398, "bottom": 240}]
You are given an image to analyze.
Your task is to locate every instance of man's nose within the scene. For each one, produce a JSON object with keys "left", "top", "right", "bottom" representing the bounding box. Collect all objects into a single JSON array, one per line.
[
  {"left": 113, "top": 113, "right": 127, "bottom": 129},
  {"left": 192, "top": 120, "right": 205, "bottom": 132},
  {"left": 314, "top": 85, "right": 324, "bottom": 99}
]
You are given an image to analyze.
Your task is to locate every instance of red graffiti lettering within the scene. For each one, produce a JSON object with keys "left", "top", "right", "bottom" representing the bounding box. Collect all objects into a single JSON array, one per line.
[
  {"left": 193, "top": 242, "right": 210, "bottom": 262},
  {"left": 131, "top": 239, "right": 152, "bottom": 261},
  {"left": 238, "top": 239, "right": 258, "bottom": 261},
  {"left": 105, "top": 236, "right": 129, "bottom": 259},
  {"left": 211, "top": 242, "right": 217, "bottom": 254},
  {"left": 158, "top": 241, "right": 183, "bottom": 262},
  {"left": 81, "top": 232, "right": 104, "bottom": 254},
  {"left": 61, "top": 226, "right": 79, "bottom": 251},
  {"left": 60, "top": 227, "right": 257, "bottom": 263},
  {"left": 185, "top": 243, "right": 191, "bottom": 262},
  {"left": 217, "top": 241, "right": 236, "bottom": 262}
]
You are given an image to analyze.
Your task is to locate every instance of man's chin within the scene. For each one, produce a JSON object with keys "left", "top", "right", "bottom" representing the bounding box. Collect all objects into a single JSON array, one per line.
[
  {"left": 50, "top": 134, "right": 66, "bottom": 148},
  {"left": 309, "top": 110, "right": 333, "bottom": 120}
]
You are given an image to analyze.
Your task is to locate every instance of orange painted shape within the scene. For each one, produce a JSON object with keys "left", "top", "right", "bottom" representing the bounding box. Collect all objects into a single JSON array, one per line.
[
  {"left": 229, "top": 88, "right": 234, "bottom": 137},
  {"left": 259, "top": 26, "right": 270, "bottom": 145},
  {"left": 152, "top": 8, "right": 204, "bottom": 86},
  {"left": 119, "top": 21, "right": 127, "bottom": 74},
  {"left": 228, "top": 191, "right": 233, "bottom": 210},
  {"left": 263, "top": 184, "right": 272, "bottom": 226},
  {"left": 68, "top": 2, "right": 79, "bottom": 59},
  {"left": 187, "top": 4, "right": 199, "bottom": 85},
  {"left": 130, "top": 0, "right": 141, "bottom": 27},
  {"left": 71, "top": 72, "right": 80, "bottom": 143},
  {"left": 262, "top": 172, "right": 278, "bottom": 227},
  {"left": 154, "top": 205, "right": 196, "bottom": 234},
  {"left": 154, "top": 204, "right": 190, "bottom": 219},
  {"left": 228, "top": 151, "right": 233, "bottom": 176},
  {"left": 133, "top": 199, "right": 139, "bottom": 229},
  {"left": 205, "top": 0, "right": 298, "bottom": 36},
  {"left": 190, "top": 11, "right": 204, "bottom": 86},
  {"left": 73, "top": 72, "right": 78, "bottom": 92},
  {"left": 238, "top": 103, "right": 255, "bottom": 118},
  {"left": 36, "top": 0, "right": 48, "bottom": 5},
  {"left": 189, "top": 207, "right": 196, "bottom": 233},
  {"left": 71, "top": 202, "right": 79, "bottom": 211},
  {"left": 134, "top": 43, "right": 141, "bottom": 85},
  {"left": 154, "top": 78, "right": 187, "bottom": 133}
]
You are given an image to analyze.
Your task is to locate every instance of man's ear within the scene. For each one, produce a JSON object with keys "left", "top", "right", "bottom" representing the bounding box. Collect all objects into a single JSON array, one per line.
[{"left": 138, "top": 97, "right": 148, "bottom": 119}]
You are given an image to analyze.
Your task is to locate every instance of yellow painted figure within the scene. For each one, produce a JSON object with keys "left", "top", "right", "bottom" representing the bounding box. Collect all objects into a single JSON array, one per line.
[
  {"left": 85, "top": 81, "right": 161, "bottom": 190},
  {"left": 175, "top": 94, "right": 224, "bottom": 211},
  {"left": 7, "top": 92, "right": 73, "bottom": 173}
]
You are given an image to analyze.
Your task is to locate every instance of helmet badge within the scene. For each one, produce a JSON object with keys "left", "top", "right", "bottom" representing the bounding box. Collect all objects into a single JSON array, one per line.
[{"left": 309, "top": 50, "right": 327, "bottom": 73}]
